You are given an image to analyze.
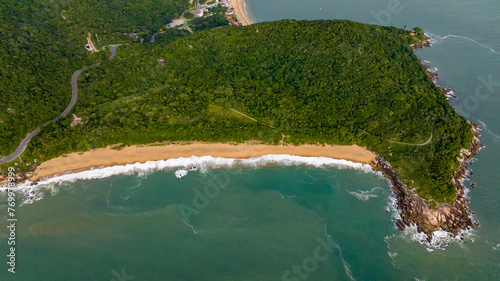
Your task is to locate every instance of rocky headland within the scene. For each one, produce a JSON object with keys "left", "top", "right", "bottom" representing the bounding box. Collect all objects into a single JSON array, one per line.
[
  {"left": 377, "top": 32, "right": 482, "bottom": 239},
  {"left": 373, "top": 122, "right": 482, "bottom": 240}
]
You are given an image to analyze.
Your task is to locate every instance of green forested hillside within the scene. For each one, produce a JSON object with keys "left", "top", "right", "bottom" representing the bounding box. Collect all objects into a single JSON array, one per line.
[
  {"left": 0, "top": 0, "right": 188, "bottom": 155},
  {"left": 7, "top": 20, "right": 473, "bottom": 203},
  {"left": 64, "top": 0, "right": 189, "bottom": 42}
]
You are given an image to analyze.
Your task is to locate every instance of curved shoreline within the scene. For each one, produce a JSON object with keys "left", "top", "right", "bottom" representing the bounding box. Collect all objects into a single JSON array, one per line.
[
  {"left": 232, "top": 0, "right": 253, "bottom": 26},
  {"left": 0, "top": 27, "right": 483, "bottom": 243},
  {"left": 374, "top": 122, "right": 482, "bottom": 240},
  {"left": 9, "top": 143, "right": 375, "bottom": 183},
  {"left": 385, "top": 35, "right": 483, "bottom": 239}
]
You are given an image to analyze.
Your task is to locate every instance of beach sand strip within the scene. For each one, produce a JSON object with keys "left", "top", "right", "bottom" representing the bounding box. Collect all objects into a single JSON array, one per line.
[
  {"left": 29, "top": 143, "right": 376, "bottom": 181},
  {"left": 232, "top": 0, "right": 253, "bottom": 26}
]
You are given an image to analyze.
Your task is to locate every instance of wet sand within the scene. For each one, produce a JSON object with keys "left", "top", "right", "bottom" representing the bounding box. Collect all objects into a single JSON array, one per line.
[
  {"left": 30, "top": 143, "right": 376, "bottom": 181},
  {"left": 232, "top": 0, "right": 253, "bottom": 26}
]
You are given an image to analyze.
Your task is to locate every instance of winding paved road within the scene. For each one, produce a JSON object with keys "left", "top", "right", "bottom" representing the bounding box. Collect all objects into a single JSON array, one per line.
[
  {"left": 60, "top": 69, "right": 84, "bottom": 121},
  {"left": 0, "top": 45, "right": 120, "bottom": 164},
  {"left": 0, "top": 42, "right": 127, "bottom": 164},
  {"left": 0, "top": 69, "right": 84, "bottom": 164}
]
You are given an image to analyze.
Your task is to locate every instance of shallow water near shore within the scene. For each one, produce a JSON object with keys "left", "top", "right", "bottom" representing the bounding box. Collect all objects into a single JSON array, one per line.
[
  {"left": 0, "top": 167, "right": 382, "bottom": 280},
  {"left": 0, "top": 165, "right": 491, "bottom": 280},
  {"left": 1, "top": 0, "right": 500, "bottom": 279},
  {"left": 1, "top": 164, "right": 498, "bottom": 280},
  {"left": 246, "top": 0, "right": 500, "bottom": 279}
]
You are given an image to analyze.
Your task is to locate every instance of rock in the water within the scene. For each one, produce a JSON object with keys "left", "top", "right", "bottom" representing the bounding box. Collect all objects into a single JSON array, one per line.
[
  {"left": 417, "top": 224, "right": 424, "bottom": 233},
  {"left": 396, "top": 219, "right": 406, "bottom": 231},
  {"left": 403, "top": 217, "right": 410, "bottom": 226},
  {"left": 441, "top": 220, "right": 448, "bottom": 229},
  {"left": 471, "top": 183, "right": 476, "bottom": 188}
]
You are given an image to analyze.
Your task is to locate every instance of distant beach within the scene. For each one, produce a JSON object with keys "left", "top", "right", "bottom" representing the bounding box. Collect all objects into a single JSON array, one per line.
[
  {"left": 232, "top": 0, "right": 253, "bottom": 25},
  {"left": 27, "top": 143, "right": 375, "bottom": 182}
]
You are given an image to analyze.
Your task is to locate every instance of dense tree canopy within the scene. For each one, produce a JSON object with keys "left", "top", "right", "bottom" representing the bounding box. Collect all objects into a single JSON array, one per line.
[
  {"left": 0, "top": 0, "right": 188, "bottom": 156},
  {"left": 191, "top": 14, "right": 229, "bottom": 31},
  {"left": 2, "top": 19, "right": 473, "bottom": 203}
]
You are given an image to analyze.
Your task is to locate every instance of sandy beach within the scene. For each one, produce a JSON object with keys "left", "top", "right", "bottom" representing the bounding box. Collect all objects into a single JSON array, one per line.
[
  {"left": 231, "top": 0, "right": 253, "bottom": 26},
  {"left": 28, "top": 143, "right": 376, "bottom": 182}
]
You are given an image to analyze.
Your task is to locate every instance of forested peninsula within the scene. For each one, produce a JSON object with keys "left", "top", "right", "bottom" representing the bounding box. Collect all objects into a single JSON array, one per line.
[{"left": 0, "top": 1, "right": 480, "bottom": 238}]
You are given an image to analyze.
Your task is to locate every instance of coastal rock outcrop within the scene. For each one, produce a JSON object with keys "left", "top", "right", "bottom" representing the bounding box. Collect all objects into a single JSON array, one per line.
[
  {"left": 410, "top": 34, "right": 431, "bottom": 49},
  {"left": 0, "top": 165, "right": 38, "bottom": 188},
  {"left": 373, "top": 123, "right": 482, "bottom": 239}
]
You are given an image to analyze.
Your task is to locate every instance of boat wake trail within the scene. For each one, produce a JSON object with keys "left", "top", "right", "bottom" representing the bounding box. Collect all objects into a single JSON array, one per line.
[
  {"left": 431, "top": 34, "right": 498, "bottom": 54},
  {"left": 478, "top": 120, "right": 500, "bottom": 142}
]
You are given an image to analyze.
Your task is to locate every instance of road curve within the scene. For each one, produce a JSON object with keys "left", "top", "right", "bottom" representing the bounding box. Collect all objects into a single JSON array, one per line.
[
  {"left": 57, "top": 69, "right": 83, "bottom": 121},
  {"left": 0, "top": 69, "right": 84, "bottom": 164},
  {"left": 1, "top": 43, "right": 121, "bottom": 164},
  {"left": 0, "top": 128, "right": 41, "bottom": 164},
  {"left": 386, "top": 132, "right": 433, "bottom": 146},
  {"left": 385, "top": 125, "right": 435, "bottom": 146}
]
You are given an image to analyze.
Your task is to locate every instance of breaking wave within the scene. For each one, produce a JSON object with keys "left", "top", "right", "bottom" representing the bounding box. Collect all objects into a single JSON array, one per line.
[
  {"left": 1, "top": 154, "right": 373, "bottom": 205},
  {"left": 175, "top": 169, "right": 188, "bottom": 179},
  {"left": 404, "top": 224, "right": 477, "bottom": 252},
  {"left": 384, "top": 178, "right": 477, "bottom": 251}
]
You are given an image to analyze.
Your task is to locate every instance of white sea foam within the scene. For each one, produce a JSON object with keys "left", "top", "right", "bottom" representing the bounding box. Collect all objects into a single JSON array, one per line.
[
  {"left": 347, "top": 186, "right": 381, "bottom": 201},
  {"left": 406, "top": 224, "right": 476, "bottom": 252},
  {"left": 398, "top": 219, "right": 477, "bottom": 252},
  {"left": 175, "top": 169, "right": 188, "bottom": 179},
  {"left": 478, "top": 120, "right": 500, "bottom": 142},
  {"left": 426, "top": 33, "right": 498, "bottom": 54},
  {"left": 425, "top": 32, "right": 440, "bottom": 46},
  {"left": 0, "top": 155, "right": 373, "bottom": 204},
  {"left": 387, "top": 251, "right": 398, "bottom": 260},
  {"left": 383, "top": 178, "right": 477, "bottom": 251},
  {"left": 5, "top": 152, "right": 477, "bottom": 251},
  {"left": 13, "top": 185, "right": 46, "bottom": 205},
  {"left": 403, "top": 219, "right": 477, "bottom": 252},
  {"left": 14, "top": 155, "right": 372, "bottom": 187},
  {"left": 384, "top": 181, "right": 400, "bottom": 218},
  {"left": 446, "top": 90, "right": 458, "bottom": 99}
]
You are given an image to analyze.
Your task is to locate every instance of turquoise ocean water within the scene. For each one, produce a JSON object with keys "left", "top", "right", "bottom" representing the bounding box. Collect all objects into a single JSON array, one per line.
[{"left": 1, "top": 0, "right": 500, "bottom": 280}]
